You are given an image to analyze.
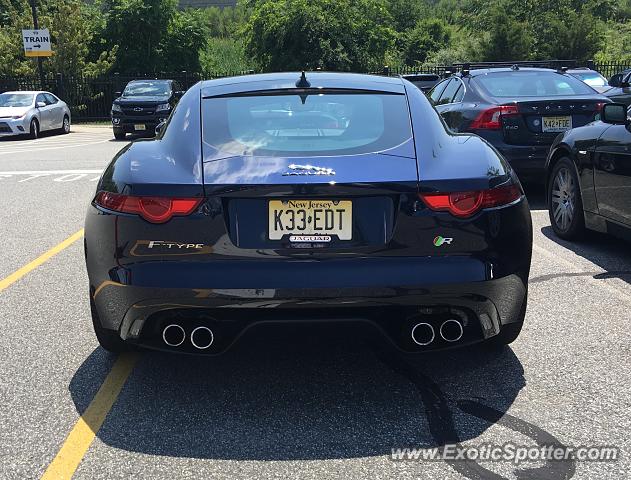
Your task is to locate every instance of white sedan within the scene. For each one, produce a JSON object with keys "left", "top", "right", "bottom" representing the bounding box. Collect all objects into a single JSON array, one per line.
[{"left": 0, "top": 91, "right": 71, "bottom": 139}]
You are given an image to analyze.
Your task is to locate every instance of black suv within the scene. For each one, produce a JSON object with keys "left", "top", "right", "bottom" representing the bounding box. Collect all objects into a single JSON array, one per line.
[{"left": 111, "top": 79, "right": 183, "bottom": 139}]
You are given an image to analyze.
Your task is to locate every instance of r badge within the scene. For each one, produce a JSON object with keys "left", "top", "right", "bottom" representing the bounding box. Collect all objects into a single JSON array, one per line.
[{"left": 433, "top": 236, "right": 453, "bottom": 246}]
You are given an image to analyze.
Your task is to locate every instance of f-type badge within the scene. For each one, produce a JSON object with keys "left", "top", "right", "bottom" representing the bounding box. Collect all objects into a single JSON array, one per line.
[{"left": 282, "top": 164, "right": 336, "bottom": 176}]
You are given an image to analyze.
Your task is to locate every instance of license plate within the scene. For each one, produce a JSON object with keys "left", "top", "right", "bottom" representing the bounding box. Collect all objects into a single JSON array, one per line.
[
  {"left": 542, "top": 116, "right": 572, "bottom": 132},
  {"left": 268, "top": 200, "right": 352, "bottom": 240},
  {"left": 134, "top": 124, "right": 146, "bottom": 131}
]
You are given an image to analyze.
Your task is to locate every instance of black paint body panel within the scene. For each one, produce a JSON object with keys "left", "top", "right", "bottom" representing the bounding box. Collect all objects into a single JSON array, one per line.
[{"left": 86, "top": 72, "right": 532, "bottom": 353}]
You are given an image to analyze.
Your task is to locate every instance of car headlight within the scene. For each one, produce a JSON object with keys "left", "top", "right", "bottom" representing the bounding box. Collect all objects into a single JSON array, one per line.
[
  {"left": 111, "top": 104, "right": 122, "bottom": 113},
  {"left": 156, "top": 103, "right": 171, "bottom": 112}
]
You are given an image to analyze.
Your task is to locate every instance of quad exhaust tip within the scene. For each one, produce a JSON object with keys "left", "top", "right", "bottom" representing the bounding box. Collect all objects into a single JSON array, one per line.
[
  {"left": 440, "top": 319, "right": 464, "bottom": 342},
  {"left": 162, "top": 324, "right": 186, "bottom": 347},
  {"left": 191, "top": 326, "right": 214, "bottom": 350},
  {"left": 411, "top": 322, "right": 435, "bottom": 346}
]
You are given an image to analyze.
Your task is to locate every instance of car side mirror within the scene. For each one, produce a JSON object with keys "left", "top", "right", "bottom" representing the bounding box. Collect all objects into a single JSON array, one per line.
[
  {"left": 155, "top": 119, "right": 167, "bottom": 136},
  {"left": 601, "top": 103, "right": 628, "bottom": 125},
  {"left": 36, "top": 101, "right": 46, "bottom": 108}
]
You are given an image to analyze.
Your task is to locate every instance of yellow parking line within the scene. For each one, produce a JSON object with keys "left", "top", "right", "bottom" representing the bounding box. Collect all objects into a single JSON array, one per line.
[
  {"left": 41, "top": 353, "right": 139, "bottom": 479},
  {"left": 0, "top": 229, "right": 84, "bottom": 293}
]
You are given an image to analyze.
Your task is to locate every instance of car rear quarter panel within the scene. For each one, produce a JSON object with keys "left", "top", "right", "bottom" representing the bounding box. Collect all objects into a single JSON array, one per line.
[{"left": 97, "top": 84, "right": 204, "bottom": 196}]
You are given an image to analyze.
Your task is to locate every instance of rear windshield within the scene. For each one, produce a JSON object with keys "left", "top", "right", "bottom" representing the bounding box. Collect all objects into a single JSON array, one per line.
[
  {"left": 474, "top": 71, "right": 595, "bottom": 97},
  {"left": 201, "top": 92, "right": 412, "bottom": 157},
  {"left": 570, "top": 72, "right": 608, "bottom": 88}
]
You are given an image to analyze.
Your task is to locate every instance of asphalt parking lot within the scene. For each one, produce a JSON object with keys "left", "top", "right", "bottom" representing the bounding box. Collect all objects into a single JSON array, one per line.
[{"left": 0, "top": 126, "right": 629, "bottom": 480}]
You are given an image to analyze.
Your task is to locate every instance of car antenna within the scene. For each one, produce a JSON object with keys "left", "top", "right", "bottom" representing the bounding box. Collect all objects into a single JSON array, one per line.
[
  {"left": 296, "top": 71, "right": 311, "bottom": 104},
  {"left": 296, "top": 71, "right": 310, "bottom": 88}
]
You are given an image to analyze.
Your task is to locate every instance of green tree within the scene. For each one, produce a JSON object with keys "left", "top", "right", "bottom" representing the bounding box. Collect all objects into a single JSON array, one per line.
[
  {"left": 537, "top": 11, "right": 602, "bottom": 61},
  {"left": 103, "top": 0, "right": 178, "bottom": 73},
  {"left": 0, "top": 0, "right": 114, "bottom": 77},
  {"left": 403, "top": 18, "right": 450, "bottom": 65},
  {"left": 200, "top": 37, "right": 253, "bottom": 75},
  {"left": 385, "top": 0, "right": 426, "bottom": 32},
  {"left": 475, "top": 8, "right": 532, "bottom": 61},
  {"left": 595, "top": 20, "right": 631, "bottom": 63},
  {"left": 244, "top": 0, "right": 396, "bottom": 71},
  {"left": 161, "top": 9, "right": 209, "bottom": 72}
]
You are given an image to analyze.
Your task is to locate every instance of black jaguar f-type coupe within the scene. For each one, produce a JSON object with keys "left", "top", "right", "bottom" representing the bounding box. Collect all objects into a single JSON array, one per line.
[
  {"left": 85, "top": 72, "right": 532, "bottom": 354},
  {"left": 546, "top": 103, "right": 631, "bottom": 240}
]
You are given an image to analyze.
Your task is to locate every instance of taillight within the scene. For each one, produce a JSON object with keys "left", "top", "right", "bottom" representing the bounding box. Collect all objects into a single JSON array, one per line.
[
  {"left": 94, "top": 191, "right": 201, "bottom": 223},
  {"left": 419, "top": 184, "right": 522, "bottom": 218},
  {"left": 469, "top": 105, "right": 519, "bottom": 130}
]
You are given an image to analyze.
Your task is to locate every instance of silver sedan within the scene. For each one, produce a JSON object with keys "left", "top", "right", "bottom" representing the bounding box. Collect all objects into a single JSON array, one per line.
[{"left": 0, "top": 91, "right": 71, "bottom": 139}]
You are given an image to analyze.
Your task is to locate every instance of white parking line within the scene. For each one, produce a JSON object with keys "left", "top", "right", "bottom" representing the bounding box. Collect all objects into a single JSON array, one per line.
[
  {"left": 0, "top": 139, "right": 110, "bottom": 155},
  {"left": 0, "top": 170, "right": 102, "bottom": 175},
  {"left": 0, "top": 169, "right": 103, "bottom": 184}
]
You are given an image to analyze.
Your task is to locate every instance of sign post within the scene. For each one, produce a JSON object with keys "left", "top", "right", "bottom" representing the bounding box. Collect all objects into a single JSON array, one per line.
[{"left": 23, "top": 0, "right": 52, "bottom": 89}]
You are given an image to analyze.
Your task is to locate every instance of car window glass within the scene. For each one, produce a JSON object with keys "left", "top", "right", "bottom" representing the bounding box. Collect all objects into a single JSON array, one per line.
[
  {"left": 123, "top": 81, "right": 171, "bottom": 97},
  {"left": 0, "top": 93, "right": 33, "bottom": 107},
  {"left": 571, "top": 72, "right": 607, "bottom": 88},
  {"left": 36, "top": 94, "right": 46, "bottom": 105},
  {"left": 44, "top": 93, "right": 58, "bottom": 104},
  {"left": 474, "top": 71, "right": 594, "bottom": 97},
  {"left": 436, "top": 78, "right": 461, "bottom": 105},
  {"left": 452, "top": 83, "right": 464, "bottom": 103},
  {"left": 202, "top": 93, "right": 412, "bottom": 157},
  {"left": 429, "top": 80, "right": 450, "bottom": 104}
]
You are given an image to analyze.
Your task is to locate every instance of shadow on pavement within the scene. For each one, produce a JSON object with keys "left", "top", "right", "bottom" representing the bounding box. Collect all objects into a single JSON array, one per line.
[
  {"left": 540, "top": 225, "right": 631, "bottom": 286},
  {"left": 68, "top": 326, "right": 529, "bottom": 461},
  {"left": 521, "top": 180, "right": 546, "bottom": 211}
]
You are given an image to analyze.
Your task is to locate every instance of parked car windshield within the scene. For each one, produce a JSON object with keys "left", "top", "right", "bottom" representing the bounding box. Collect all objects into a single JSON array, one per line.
[
  {"left": 475, "top": 71, "right": 595, "bottom": 97},
  {"left": 123, "top": 81, "right": 171, "bottom": 97},
  {"left": 570, "top": 71, "right": 608, "bottom": 88},
  {"left": 202, "top": 92, "right": 412, "bottom": 157},
  {"left": 0, "top": 93, "right": 34, "bottom": 107}
]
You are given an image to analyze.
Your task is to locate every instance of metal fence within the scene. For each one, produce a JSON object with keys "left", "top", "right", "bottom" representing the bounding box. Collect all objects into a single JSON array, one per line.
[{"left": 1, "top": 60, "right": 629, "bottom": 121}]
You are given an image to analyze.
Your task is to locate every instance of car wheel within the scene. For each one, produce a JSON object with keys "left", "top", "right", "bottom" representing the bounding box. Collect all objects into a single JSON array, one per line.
[
  {"left": 113, "top": 129, "right": 126, "bottom": 140},
  {"left": 548, "top": 157, "right": 585, "bottom": 240},
  {"left": 29, "top": 118, "right": 39, "bottom": 139},
  {"left": 90, "top": 297, "right": 129, "bottom": 353},
  {"left": 61, "top": 115, "right": 70, "bottom": 134}
]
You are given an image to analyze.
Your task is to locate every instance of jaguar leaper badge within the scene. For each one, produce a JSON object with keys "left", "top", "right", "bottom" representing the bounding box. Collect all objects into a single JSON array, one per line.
[{"left": 282, "top": 164, "right": 336, "bottom": 176}]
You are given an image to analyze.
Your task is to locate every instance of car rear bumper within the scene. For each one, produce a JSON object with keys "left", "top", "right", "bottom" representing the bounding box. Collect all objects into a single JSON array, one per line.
[
  {"left": 473, "top": 132, "right": 551, "bottom": 177},
  {"left": 494, "top": 144, "right": 551, "bottom": 177},
  {"left": 90, "top": 259, "right": 528, "bottom": 354}
]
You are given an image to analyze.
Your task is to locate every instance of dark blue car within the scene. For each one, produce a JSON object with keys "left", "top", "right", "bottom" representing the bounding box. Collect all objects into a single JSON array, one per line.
[
  {"left": 85, "top": 72, "right": 532, "bottom": 355},
  {"left": 429, "top": 67, "right": 611, "bottom": 178}
]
